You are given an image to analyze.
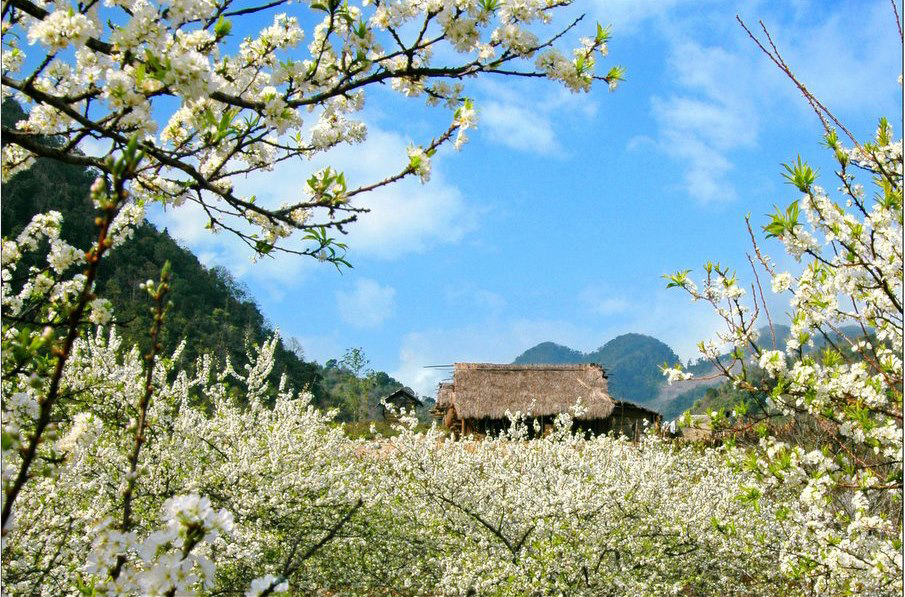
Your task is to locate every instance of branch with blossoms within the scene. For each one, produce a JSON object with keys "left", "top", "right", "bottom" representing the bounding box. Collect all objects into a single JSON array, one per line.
[
  {"left": 1, "top": 139, "right": 144, "bottom": 537},
  {"left": 110, "top": 261, "right": 171, "bottom": 582},
  {"left": 659, "top": 15, "right": 902, "bottom": 593},
  {"left": 2, "top": 0, "right": 624, "bottom": 264}
]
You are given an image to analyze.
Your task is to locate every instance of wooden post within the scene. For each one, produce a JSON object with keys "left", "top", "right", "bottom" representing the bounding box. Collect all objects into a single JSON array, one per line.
[{"left": 461, "top": 418, "right": 466, "bottom": 437}]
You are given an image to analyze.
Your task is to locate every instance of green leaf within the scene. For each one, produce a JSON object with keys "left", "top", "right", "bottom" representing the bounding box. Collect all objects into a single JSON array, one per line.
[
  {"left": 214, "top": 15, "right": 232, "bottom": 39},
  {"left": 596, "top": 23, "right": 611, "bottom": 44},
  {"left": 781, "top": 156, "right": 817, "bottom": 192},
  {"left": 605, "top": 65, "right": 626, "bottom": 83},
  {"left": 663, "top": 269, "right": 691, "bottom": 289}
]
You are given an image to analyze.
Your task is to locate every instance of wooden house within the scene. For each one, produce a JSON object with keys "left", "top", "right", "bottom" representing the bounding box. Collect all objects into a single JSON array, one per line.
[
  {"left": 378, "top": 387, "right": 422, "bottom": 422},
  {"left": 433, "top": 363, "right": 660, "bottom": 439}
]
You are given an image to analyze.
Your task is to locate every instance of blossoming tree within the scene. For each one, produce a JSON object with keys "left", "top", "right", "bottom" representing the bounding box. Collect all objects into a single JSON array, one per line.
[
  {"left": 662, "top": 18, "right": 903, "bottom": 595},
  {"left": 2, "top": 1, "right": 901, "bottom": 594}
]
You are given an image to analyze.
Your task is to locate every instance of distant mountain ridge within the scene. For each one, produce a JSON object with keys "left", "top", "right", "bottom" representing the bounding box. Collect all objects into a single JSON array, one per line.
[
  {"left": 512, "top": 323, "right": 866, "bottom": 421},
  {"left": 513, "top": 333, "right": 681, "bottom": 408}
]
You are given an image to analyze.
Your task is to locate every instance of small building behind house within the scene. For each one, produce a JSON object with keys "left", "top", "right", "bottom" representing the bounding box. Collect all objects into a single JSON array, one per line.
[
  {"left": 609, "top": 400, "right": 662, "bottom": 440},
  {"left": 432, "top": 363, "right": 660, "bottom": 439},
  {"left": 379, "top": 387, "right": 422, "bottom": 422}
]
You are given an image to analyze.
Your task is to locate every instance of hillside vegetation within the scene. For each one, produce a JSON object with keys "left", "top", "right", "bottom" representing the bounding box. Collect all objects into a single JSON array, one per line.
[{"left": 1, "top": 101, "right": 407, "bottom": 421}]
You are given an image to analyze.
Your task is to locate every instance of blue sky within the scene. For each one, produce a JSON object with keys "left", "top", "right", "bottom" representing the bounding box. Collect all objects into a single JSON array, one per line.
[{"left": 148, "top": 0, "right": 903, "bottom": 397}]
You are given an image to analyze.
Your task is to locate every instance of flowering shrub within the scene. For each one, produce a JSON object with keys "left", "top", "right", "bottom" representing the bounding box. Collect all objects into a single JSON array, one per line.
[{"left": 663, "top": 118, "right": 902, "bottom": 594}]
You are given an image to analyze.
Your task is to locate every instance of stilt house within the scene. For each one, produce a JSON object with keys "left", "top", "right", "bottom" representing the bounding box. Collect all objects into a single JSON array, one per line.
[{"left": 433, "top": 363, "right": 660, "bottom": 439}]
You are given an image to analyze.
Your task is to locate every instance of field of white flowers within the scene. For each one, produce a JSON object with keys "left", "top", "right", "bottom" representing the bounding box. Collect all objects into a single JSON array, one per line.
[{"left": 2, "top": 323, "right": 900, "bottom": 596}]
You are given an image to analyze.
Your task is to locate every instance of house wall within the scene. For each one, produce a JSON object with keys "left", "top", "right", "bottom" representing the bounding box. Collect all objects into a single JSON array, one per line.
[
  {"left": 608, "top": 408, "right": 659, "bottom": 440},
  {"left": 443, "top": 409, "right": 660, "bottom": 440}
]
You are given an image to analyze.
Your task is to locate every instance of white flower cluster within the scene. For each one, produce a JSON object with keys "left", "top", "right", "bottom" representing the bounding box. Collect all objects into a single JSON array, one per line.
[
  {"left": 246, "top": 574, "right": 288, "bottom": 597},
  {"left": 83, "top": 494, "right": 233, "bottom": 595},
  {"left": 663, "top": 365, "right": 693, "bottom": 384},
  {"left": 27, "top": 4, "right": 99, "bottom": 50},
  {"left": 406, "top": 145, "right": 432, "bottom": 183}
]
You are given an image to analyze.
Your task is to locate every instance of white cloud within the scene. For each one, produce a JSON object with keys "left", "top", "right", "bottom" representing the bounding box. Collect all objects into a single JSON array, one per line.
[
  {"left": 474, "top": 79, "right": 598, "bottom": 157},
  {"left": 149, "top": 121, "right": 476, "bottom": 288},
  {"left": 77, "top": 136, "right": 113, "bottom": 158},
  {"left": 336, "top": 278, "right": 396, "bottom": 328},
  {"left": 588, "top": 0, "right": 721, "bottom": 33},
  {"left": 579, "top": 285, "right": 629, "bottom": 316},
  {"left": 481, "top": 101, "right": 560, "bottom": 155},
  {"left": 653, "top": 95, "right": 754, "bottom": 149},
  {"left": 645, "top": 39, "right": 761, "bottom": 203},
  {"left": 444, "top": 283, "right": 507, "bottom": 313}
]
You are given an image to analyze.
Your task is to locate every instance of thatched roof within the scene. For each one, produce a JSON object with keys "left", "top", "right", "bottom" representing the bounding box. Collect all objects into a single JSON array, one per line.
[
  {"left": 449, "top": 363, "right": 614, "bottom": 421},
  {"left": 435, "top": 382, "right": 454, "bottom": 408}
]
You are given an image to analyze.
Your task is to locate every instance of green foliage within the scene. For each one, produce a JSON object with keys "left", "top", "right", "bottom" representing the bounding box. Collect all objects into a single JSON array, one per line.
[
  {"left": 664, "top": 268, "right": 691, "bottom": 289},
  {"left": 764, "top": 200, "right": 801, "bottom": 239},
  {"left": 318, "top": 354, "right": 408, "bottom": 422},
  {"left": 780, "top": 156, "right": 817, "bottom": 193}
]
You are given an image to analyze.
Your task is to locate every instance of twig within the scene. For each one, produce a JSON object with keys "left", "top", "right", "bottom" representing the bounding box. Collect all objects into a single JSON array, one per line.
[
  {"left": 736, "top": 16, "right": 859, "bottom": 145},
  {"left": 747, "top": 254, "right": 776, "bottom": 350},
  {"left": 1, "top": 152, "right": 140, "bottom": 532},
  {"left": 111, "top": 262, "right": 171, "bottom": 580},
  {"left": 891, "top": 0, "right": 904, "bottom": 42}
]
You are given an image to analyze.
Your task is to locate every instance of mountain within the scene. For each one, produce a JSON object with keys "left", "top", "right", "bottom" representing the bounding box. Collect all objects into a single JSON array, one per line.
[
  {"left": 586, "top": 334, "right": 680, "bottom": 405},
  {"left": 513, "top": 342, "right": 586, "bottom": 365},
  {"left": 512, "top": 333, "right": 683, "bottom": 407}
]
